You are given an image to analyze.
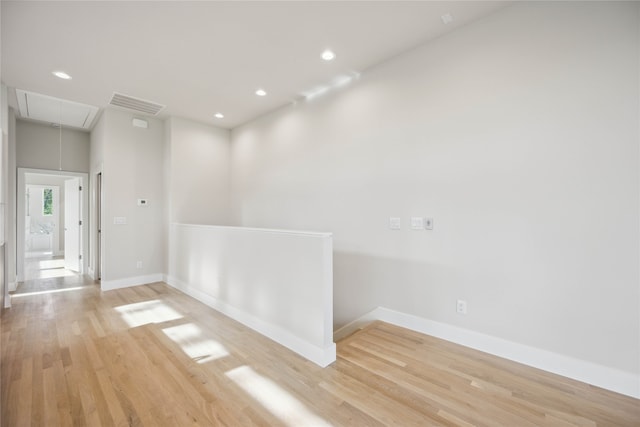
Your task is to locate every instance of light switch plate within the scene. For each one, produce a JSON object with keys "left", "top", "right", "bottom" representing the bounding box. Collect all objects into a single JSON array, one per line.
[
  {"left": 113, "top": 217, "right": 127, "bottom": 225},
  {"left": 389, "top": 217, "right": 401, "bottom": 230},
  {"left": 411, "top": 217, "right": 424, "bottom": 230}
]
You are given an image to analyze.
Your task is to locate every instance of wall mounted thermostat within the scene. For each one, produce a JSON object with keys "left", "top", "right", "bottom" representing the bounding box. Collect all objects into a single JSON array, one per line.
[
  {"left": 132, "top": 118, "right": 148, "bottom": 129},
  {"left": 137, "top": 199, "right": 148, "bottom": 206}
]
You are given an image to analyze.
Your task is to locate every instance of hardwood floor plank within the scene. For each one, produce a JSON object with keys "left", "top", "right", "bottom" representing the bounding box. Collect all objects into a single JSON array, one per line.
[
  {"left": 62, "top": 344, "right": 88, "bottom": 426},
  {"left": 16, "top": 356, "right": 33, "bottom": 426},
  {"left": 42, "top": 366, "right": 60, "bottom": 427},
  {"left": 51, "top": 359, "right": 73, "bottom": 426},
  {"left": 319, "top": 369, "right": 434, "bottom": 426},
  {"left": 334, "top": 357, "right": 460, "bottom": 427}
]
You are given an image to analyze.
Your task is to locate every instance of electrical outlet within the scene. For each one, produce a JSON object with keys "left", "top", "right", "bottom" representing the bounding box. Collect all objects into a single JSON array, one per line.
[
  {"left": 456, "top": 299, "right": 467, "bottom": 315},
  {"left": 136, "top": 261, "right": 143, "bottom": 269}
]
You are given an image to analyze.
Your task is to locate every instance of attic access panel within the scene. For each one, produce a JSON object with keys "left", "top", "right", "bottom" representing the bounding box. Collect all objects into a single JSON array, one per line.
[{"left": 15, "top": 89, "right": 99, "bottom": 130}]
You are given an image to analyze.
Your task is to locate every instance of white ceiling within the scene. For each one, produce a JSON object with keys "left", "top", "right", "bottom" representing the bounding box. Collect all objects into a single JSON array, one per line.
[{"left": 1, "top": 1, "right": 510, "bottom": 130}]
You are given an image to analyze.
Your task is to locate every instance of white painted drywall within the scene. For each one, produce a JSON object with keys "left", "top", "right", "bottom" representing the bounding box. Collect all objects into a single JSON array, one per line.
[
  {"left": 165, "top": 117, "right": 232, "bottom": 225},
  {"left": 167, "top": 223, "right": 335, "bottom": 366},
  {"left": 231, "top": 1, "right": 640, "bottom": 379},
  {"left": 94, "top": 109, "right": 165, "bottom": 286},
  {"left": 16, "top": 119, "right": 90, "bottom": 172}
]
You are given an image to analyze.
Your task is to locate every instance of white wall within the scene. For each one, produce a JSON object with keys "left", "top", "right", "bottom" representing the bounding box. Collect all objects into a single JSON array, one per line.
[
  {"left": 165, "top": 117, "right": 232, "bottom": 225},
  {"left": 93, "top": 109, "right": 165, "bottom": 288},
  {"left": 231, "top": 0, "right": 640, "bottom": 382},
  {"left": 16, "top": 119, "right": 90, "bottom": 173}
]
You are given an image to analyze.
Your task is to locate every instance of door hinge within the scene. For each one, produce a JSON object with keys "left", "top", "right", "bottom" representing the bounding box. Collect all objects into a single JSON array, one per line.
[
  {"left": 79, "top": 220, "right": 82, "bottom": 226},
  {"left": 79, "top": 254, "right": 82, "bottom": 260},
  {"left": 79, "top": 186, "right": 83, "bottom": 191}
]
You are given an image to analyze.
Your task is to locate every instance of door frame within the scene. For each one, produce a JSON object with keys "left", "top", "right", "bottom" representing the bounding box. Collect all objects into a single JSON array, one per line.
[
  {"left": 95, "top": 171, "right": 102, "bottom": 281},
  {"left": 63, "top": 177, "right": 81, "bottom": 272},
  {"left": 17, "top": 168, "right": 89, "bottom": 283}
]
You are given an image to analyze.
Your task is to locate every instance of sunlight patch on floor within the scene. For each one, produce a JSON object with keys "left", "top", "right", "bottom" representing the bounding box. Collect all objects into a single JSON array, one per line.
[
  {"left": 114, "top": 300, "right": 183, "bottom": 327},
  {"left": 162, "top": 323, "right": 229, "bottom": 363},
  {"left": 226, "top": 365, "right": 332, "bottom": 427},
  {"left": 11, "top": 286, "right": 89, "bottom": 298},
  {"left": 37, "top": 258, "right": 65, "bottom": 269},
  {"left": 31, "top": 268, "right": 77, "bottom": 279},
  {"left": 26, "top": 250, "right": 53, "bottom": 259},
  {"left": 24, "top": 256, "right": 77, "bottom": 280}
]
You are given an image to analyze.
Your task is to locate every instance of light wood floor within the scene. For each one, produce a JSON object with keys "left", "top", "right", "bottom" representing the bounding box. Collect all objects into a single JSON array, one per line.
[{"left": 1, "top": 278, "right": 639, "bottom": 426}]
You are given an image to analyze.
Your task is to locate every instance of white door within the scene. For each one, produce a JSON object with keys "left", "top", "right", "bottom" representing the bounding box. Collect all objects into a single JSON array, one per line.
[{"left": 64, "top": 178, "right": 81, "bottom": 272}]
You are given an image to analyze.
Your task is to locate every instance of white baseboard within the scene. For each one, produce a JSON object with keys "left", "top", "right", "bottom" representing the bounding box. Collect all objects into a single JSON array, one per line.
[
  {"left": 165, "top": 275, "right": 336, "bottom": 368},
  {"left": 87, "top": 267, "right": 95, "bottom": 280},
  {"left": 8, "top": 281, "right": 16, "bottom": 292},
  {"left": 334, "top": 310, "right": 382, "bottom": 341},
  {"left": 335, "top": 307, "right": 640, "bottom": 399},
  {"left": 101, "top": 274, "right": 164, "bottom": 291}
]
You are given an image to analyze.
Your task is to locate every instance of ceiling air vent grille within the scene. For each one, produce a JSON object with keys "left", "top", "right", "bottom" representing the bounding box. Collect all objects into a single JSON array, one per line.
[{"left": 109, "top": 92, "right": 165, "bottom": 115}]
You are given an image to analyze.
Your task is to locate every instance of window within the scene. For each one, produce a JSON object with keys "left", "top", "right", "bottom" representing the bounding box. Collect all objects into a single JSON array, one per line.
[{"left": 43, "top": 188, "right": 53, "bottom": 216}]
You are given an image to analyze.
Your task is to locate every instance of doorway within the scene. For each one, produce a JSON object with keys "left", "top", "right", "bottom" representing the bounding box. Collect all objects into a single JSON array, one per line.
[{"left": 16, "top": 168, "right": 89, "bottom": 285}]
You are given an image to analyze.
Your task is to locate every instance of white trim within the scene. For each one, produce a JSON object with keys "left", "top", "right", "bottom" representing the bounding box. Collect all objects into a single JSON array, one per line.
[
  {"left": 101, "top": 273, "right": 163, "bottom": 291},
  {"left": 17, "top": 168, "right": 89, "bottom": 281},
  {"left": 173, "top": 222, "right": 332, "bottom": 238},
  {"left": 165, "top": 274, "right": 336, "bottom": 368},
  {"left": 8, "top": 281, "right": 16, "bottom": 292},
  {"left": 335, "top": 307, "right": 640, "bottom": 399},
  {"left": 87, "top": 267, "right": 95, "bottom": 280}
]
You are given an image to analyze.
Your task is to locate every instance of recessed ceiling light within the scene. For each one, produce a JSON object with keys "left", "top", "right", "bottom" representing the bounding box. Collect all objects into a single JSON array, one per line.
[
  {"left": 52, "top": 70, "right": 72, "bottom": 80},
  {"left": 255, "top": 89, "right": 267, "bottom": 97},
  {"left": 441, "top": 13, "right": 454, "bottom": 25},
  {"left": 321, "top": 50, "right": 336, "bottom": 61},
  {"left": 214, "top": 113, "right": 224, "bottom": 119}
]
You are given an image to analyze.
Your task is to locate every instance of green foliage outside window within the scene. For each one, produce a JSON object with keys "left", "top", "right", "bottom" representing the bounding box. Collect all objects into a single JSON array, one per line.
[{"left": 43, "top": 188, "right": 53, "bottom": 215}]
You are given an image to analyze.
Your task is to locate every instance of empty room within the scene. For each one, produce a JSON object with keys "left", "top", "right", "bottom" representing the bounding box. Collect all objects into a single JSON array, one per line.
[{"left": 0, "top": 1, "right": 639, "bottom": 425}]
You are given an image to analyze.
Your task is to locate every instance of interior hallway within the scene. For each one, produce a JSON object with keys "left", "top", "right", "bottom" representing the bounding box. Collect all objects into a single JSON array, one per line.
[
  {"left": 1, "top": 279, "right": 638, "bottom": 426},
  {"left": 14, "top": 254, "right": 91, "bottom": 295}
]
